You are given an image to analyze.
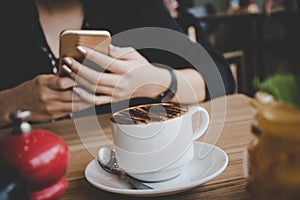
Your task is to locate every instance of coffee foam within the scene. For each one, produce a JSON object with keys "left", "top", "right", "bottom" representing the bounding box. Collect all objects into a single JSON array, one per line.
[{"left": 111, "top": 103, "right": 188, "bottom": 125}]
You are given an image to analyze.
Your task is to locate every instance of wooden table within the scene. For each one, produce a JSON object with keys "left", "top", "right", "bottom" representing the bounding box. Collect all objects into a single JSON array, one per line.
[{"left": 1, "top": 94, "right": 255, "bottom": 199}]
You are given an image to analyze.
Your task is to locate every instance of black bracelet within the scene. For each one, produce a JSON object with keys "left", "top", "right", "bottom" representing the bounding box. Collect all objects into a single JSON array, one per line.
[{"left": 158, "top": 68, "right": 177, "bottom": 102}]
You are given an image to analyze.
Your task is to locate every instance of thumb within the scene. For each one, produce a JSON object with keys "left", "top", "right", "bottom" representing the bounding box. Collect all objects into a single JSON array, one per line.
[
  {"left": 46, "top": 75, "right": 75, "bottom": 90},
  {"left": 109, "top": 45, "right": 138, "bottom": 59}
]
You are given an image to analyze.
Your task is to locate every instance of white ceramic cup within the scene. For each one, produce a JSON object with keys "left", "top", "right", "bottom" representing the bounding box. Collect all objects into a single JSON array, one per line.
[{"left": 110, "top": 103, "right": 209, "bottom": 182}]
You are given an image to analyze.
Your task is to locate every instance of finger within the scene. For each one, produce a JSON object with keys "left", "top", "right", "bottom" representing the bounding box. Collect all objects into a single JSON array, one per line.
[
  {"left": 109, "top": 45, "right": 140, "bottom": 59},
  {"left": 36, "top": 88, "right": 81, "bottom": 110},
  {"left": 62, "top": 64, "right": 73, "bottom": 75},
  {"left": 63, "top": 63, "right": 118, "bottom": 92},
  {"left": 46, "top": 101, "right": 92, "bottom": 119},
  {"left": 73, "top": 87, "right": 113, "bottom": 105},
  {"left": 77, "top": 46, "right": 123, "bottom": 73},
  {"left": 45, "top": 75, "right": 75, "bottom": 90},
  {"left": 63, "top": 58, "right": 119, "bottom": 87},
  {"left": 28, "top": 100, "right": 85, "bottom": 122},
  {"left": 109, "top": 45, "right": 148, "bottom": 65},
  {"left": 49, "top": 89, "right": 82, "bottom": 102},
  {"left": 62, "top": 65, "right": 96, "bottom": 91},
  {"left": 70, "top": 73, "right": 115, "bottom": 95},
  {"left": 71, "top": 101, "right": 93, "bottom": 113},
  {"left": 63, "top": 64, "right": 98, "bottom": 89},
  {"left": 94, "top": 85, "right": 115, "bottom": 96},
  {"left": 73, "top": 84, "right": 115, "bottom": 96}
]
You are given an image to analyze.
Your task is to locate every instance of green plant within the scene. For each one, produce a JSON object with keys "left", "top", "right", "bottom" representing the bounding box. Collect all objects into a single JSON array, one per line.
[{"left": 253, "top": 74, "right": 300, "bottom": 107}]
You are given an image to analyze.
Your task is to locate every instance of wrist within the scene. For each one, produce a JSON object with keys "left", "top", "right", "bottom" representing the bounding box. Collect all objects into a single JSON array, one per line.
[
  {"left": 135, "top": 67, "right": 172, "bottom": 99},
  {"left": 156, "top": 67, "right": 177, "bottom": 102}
]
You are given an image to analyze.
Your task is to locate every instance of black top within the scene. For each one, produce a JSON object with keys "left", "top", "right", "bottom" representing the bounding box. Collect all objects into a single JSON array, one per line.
[{"left": 0, "top": 0, "right": 235, "bottom": 116}]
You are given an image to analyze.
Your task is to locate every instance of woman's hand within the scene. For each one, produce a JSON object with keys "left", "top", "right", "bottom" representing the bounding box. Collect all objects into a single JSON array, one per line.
[
  {"left": 62, "top": 45, "right": 171, "bottom": 105},
  {"left": 0, "top": 74, "right": 91, "bottom": 125}
]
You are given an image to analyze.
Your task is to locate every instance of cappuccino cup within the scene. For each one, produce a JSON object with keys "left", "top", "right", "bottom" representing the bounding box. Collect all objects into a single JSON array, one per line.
[{"left": 110, "top": 103, "right": 209, "bottom": 182}]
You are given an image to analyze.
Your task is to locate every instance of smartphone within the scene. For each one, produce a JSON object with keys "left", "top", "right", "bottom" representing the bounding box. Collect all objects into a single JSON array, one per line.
[{"left": 58, "top": 29, "right": 111, "bottom": 76}]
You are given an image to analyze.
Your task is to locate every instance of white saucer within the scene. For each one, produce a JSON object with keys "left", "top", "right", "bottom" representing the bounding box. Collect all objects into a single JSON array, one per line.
[{"left": 84, "top": 142, "right": 228, "bottom": 197}]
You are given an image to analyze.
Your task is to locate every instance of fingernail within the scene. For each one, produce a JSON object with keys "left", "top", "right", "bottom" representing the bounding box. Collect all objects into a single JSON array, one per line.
[
  {"left": 63, "top": 57, "right": 72, "bottom": 65},
  {"left": 62, "top": 65, "right": 72, "bottom": 74},
  {"left": 73, "top": 87, "right": 81, "bottom": 95},
  {"left": 60, "top": 78, "right": 74, "bottom": 88},
  {"left": 77, "top": 46, "right": 87, "bottom": 55}
]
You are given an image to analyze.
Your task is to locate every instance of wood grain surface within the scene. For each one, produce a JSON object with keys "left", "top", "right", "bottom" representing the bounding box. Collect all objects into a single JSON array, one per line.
[{"left": 1, "top": 94, "right": 255, "bottom": 199}]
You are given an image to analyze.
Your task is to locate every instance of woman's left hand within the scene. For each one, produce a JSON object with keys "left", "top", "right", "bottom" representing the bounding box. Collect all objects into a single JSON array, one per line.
[{"left": 63, "top": 45, "right": 171, "bottom": 105}]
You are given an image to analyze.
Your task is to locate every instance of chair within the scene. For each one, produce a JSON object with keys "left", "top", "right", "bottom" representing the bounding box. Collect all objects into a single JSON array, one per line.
[
  {"left": 223, "top": 50, "right": 246, "bottom": 93},
  {"left": 177, "top": 2, "right": 242, "bottom": 93}
]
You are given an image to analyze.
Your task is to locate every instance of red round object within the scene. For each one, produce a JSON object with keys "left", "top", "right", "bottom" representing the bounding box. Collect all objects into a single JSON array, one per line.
[
  {"left": 30, "top": 177, "right": 67, "bottom": 200},
  {"left": 0, "top": 129, "right": 69, "bottom": 191}
]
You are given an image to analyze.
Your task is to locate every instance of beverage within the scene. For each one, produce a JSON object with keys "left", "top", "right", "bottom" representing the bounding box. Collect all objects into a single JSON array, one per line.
[
  {"left": 245, "top": 93, "right": 300, "bottom": 199},
  {"left": 111, "top": 103, "right": 188, "bottom": 125}
]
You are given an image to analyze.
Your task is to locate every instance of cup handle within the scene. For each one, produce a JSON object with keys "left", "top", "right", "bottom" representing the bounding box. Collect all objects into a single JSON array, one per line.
[{"left": 188, "top": 106, "right": 209, "bottom": 140}]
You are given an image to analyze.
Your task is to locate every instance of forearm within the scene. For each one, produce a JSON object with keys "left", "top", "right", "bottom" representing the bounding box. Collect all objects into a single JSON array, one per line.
[
  {"left": 142, "top": 67, "right": 205, "bottom": 104},
  {"left": 172, "top": 68, "right": 206, "bottom": 103}
]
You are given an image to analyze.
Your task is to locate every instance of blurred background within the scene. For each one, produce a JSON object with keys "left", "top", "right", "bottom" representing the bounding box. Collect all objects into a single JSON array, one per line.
[{"left": 170, "top": 0, "right": 299, "bottom": 96}]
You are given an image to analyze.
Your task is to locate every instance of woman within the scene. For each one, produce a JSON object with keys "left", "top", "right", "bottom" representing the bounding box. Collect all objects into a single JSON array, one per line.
[{"left": 0, "top": 0, "right": 235, "bottom": 127}]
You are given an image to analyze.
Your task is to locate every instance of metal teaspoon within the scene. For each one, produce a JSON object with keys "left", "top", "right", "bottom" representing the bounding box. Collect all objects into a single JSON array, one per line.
[{"left": 97, "top": 147, "right": 153, "bottom": 190}]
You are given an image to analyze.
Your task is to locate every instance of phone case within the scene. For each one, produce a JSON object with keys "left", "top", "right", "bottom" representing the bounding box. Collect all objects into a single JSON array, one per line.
[{"left": 58, "top": 30, "right": 111, "bottom": 76}]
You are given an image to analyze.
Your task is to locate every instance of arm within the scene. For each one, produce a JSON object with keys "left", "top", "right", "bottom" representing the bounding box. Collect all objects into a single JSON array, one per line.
[
  {"left": 133, "top": 0, "right": 235, "bottom": 99},
  {"left": 62, "top": 0, "right": 234, "bottom": 105},
  {"left": 0, "top": 75, "right": 90, "bottom": 127},
  {"left": 62, "top": 45, "right": 205, "bottom": 105}
]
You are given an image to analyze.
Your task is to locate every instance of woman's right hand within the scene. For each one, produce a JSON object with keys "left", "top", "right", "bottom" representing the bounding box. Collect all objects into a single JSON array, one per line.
[{"left": 0, "top": 74, "right": 91, "bottom": 126}]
